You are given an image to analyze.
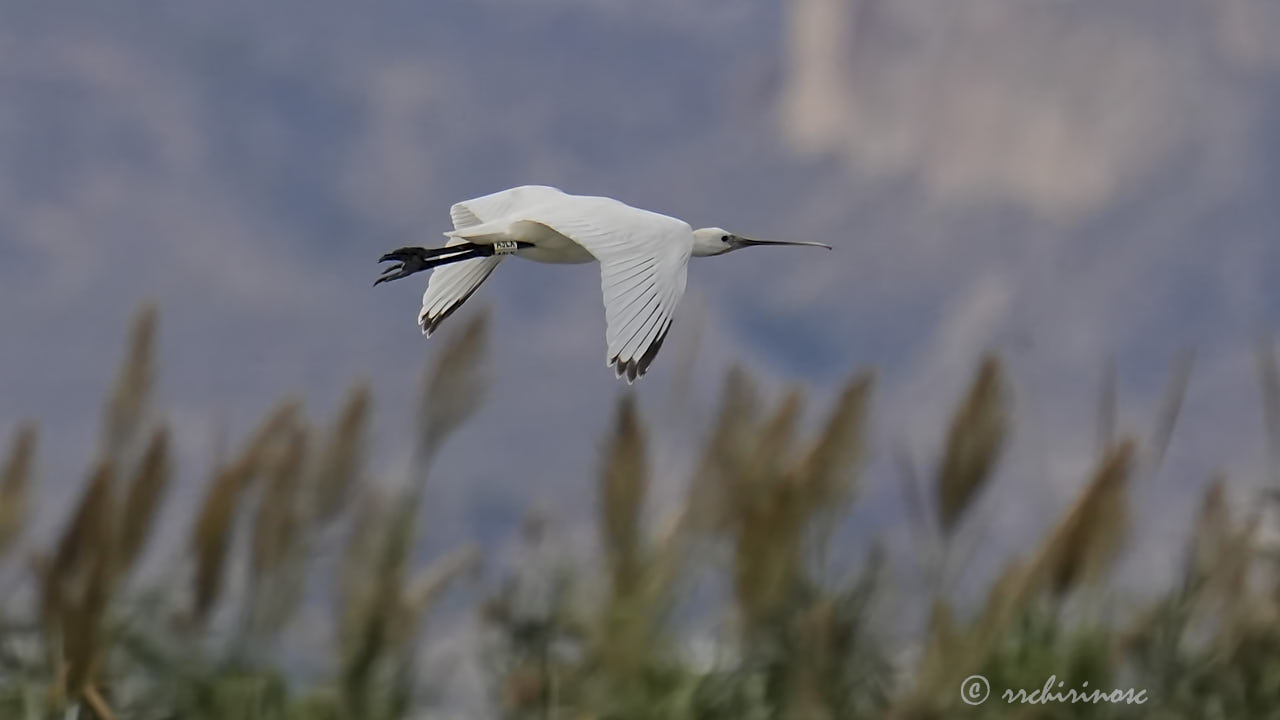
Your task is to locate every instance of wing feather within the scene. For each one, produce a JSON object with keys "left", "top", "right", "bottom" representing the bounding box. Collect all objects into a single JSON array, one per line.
[
  {"left": 621, "top": 299, "right": 663, "bottom": 360},
  {"left": 419, "top": 186, "right": 567, "bottom": 336},
  {"left": 519, "top": 196, "right": 693, "bottom": 382},
  {"left": 418, "top": 240, "right": 501, "bottom": 337},
  {"left": 449, "top": 185, "right": 566, "bottom": 230}
]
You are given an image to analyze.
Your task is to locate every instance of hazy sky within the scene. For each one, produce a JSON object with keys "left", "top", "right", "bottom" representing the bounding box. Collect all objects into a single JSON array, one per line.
[{"left": 3, "top": 0, "right": 1279, "bottom": 639}]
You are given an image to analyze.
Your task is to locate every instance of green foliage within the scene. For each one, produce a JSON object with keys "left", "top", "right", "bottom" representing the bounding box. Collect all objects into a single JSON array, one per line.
[{"left": 1, "top": 307, "right": 1279, "bottom": 719}]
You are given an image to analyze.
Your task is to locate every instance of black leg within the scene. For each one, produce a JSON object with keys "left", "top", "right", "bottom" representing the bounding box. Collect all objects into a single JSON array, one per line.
[
  {"left": 378, "top": 245, "right": 475, "bottom": 263},
  {"left": 375, "top": 245, "right": 478, "bottom": 286},
  {"left": 374, "top": 242, "right": 535, "bottom": 286}
]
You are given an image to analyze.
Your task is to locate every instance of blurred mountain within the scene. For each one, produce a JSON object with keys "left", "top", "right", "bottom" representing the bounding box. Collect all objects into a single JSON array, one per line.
[{"left": 782, "top": 0, "right": 1280, "bottom": 217}]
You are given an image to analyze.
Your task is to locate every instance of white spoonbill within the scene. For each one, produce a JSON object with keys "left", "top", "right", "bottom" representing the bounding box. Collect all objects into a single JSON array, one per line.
[{"left": 375, "top": 185, "right": 831, "bottom": 383}]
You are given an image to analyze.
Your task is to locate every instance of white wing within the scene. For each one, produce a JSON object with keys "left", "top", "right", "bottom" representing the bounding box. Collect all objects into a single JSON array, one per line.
[
  {"left": 448, "top": 185, "right": 567, "bottom": 228},
  {"left": 419, "top": 186, "right": 568, "bottom": 335},
  {"left": 417, "top": 238, "right": 501, "bottom": 336},
  {"left": 523, "top": 195, "right": 692, "bottom": 382}
]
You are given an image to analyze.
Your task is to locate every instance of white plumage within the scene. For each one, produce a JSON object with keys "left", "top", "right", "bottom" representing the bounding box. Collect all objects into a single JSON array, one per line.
[{"left": 376, "top": 185, "right": 831, "bottom": 383}]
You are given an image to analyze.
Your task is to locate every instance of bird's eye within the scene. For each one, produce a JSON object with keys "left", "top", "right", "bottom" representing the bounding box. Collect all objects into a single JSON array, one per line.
[{"left": 720, "top": 235, "right": 730, "bottom": 242}]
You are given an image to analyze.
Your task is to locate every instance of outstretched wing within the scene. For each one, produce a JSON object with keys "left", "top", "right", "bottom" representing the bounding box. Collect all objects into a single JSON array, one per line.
[
  {"left": 419, "top": 186, "right": 568, "bottom": 336},
  {"left": 449, "top": 185, "right": 567, "bottom": 229},
  {"left": 418, "top": 239, "right": 502, "bottom": 336},
  {"left": 527, "top": 196, "right": 692, "bottom": 382}
]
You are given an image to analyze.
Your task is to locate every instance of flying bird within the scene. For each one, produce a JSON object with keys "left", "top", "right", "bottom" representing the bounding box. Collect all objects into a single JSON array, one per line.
[{"left": 375, "top": 185, "right": 831, "bottom": 383}]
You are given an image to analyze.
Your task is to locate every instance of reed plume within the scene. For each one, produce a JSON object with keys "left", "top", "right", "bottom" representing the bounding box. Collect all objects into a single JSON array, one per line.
[
  {"left": 101, "top": 304, "right": 157, "bottom": 460},
  {"left": 338, "top": 315, "right": 492, "bottom": 716},
  {"left": 599, "top": 393, "right": 649, "bottom": 598},
  {"left": 1187, "top": 474, "right": 1230, "bottom": 590},
  {"left": 796, "top": 371, "right": 874, "bottom": 507},
  {"left": 935, "top": 355, "right": 1008, "bottom": 535},
  {"left": 248, "top": 421, "right": 309, "bottom": 634},
  {"left": 1149, "top": 347, "right": 1194, "bottom": 475},
  {"left": 899, "top": 439, "right": 1135, "bottom": 716},
  {"left": 1034, "top": 439, "right": 1136, "bottom": 597},
  {"left": 687, "top": 366, "right": 759, "bottom": 532},
  {"left": 0, "top": 423, "right": 35, "bottom": 560},
  {"left": 596, "top": 392, "right": 686, "bottom": 691},
  {"left": 419, "top": 312, "right": 489, "bottom": 467},
  {"left": 730, "top": 390, "right": 811, "bottom": 631},
  {"left": 726, "top": 368, "right": 872, "bottom": 643},
  {"left": 1258, "top": 338, "right": 1280, "bottom": 489},
  {"left": 116, "top": 426, "right": 171, "bottom": 577},
  {"left": 251, "top": 423, "right": 307, "bottom": 582},
  {"left": 313, "top": 384, "right": 371, "bottom": 527},
  {"left": 395, "top": 544, "right": 481, "bottom": 655},
  {"left": 41, "top": 461, "right": 116, "bottom": 708},
  {"left": 190, "top": 400, "right": 299, "bottom": 624},
  {"left": 339, "top": 493, "right": 410, "bottom": 715},
  {"left": 749, "top": 387, "right": 805, "bottom": 485}
]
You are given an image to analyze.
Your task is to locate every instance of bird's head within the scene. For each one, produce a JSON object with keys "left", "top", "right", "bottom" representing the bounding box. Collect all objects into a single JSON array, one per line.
[{"left": 691, "top": 227, "right": 832, "bottom": 257}]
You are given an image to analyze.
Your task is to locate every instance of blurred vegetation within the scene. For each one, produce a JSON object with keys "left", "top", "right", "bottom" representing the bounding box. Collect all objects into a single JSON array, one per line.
[{"left": 2, "top": 306, "right": 1280, "bottom": 719}]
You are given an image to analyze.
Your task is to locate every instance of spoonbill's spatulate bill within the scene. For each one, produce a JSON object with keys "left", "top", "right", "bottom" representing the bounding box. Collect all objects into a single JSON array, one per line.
[{"left": 375, "top": 185, "right": 831, "bottom": 383}]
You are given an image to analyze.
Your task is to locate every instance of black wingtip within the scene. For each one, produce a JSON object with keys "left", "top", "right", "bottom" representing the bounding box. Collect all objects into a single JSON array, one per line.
[{"left": 605, "top": 320, "right": 673, "bottom": 384}]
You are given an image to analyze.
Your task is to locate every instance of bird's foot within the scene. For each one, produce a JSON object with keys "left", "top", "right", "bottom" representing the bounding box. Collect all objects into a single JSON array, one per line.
[{"left": 375, "top": 246, "right": 444, "bottom": 286}]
